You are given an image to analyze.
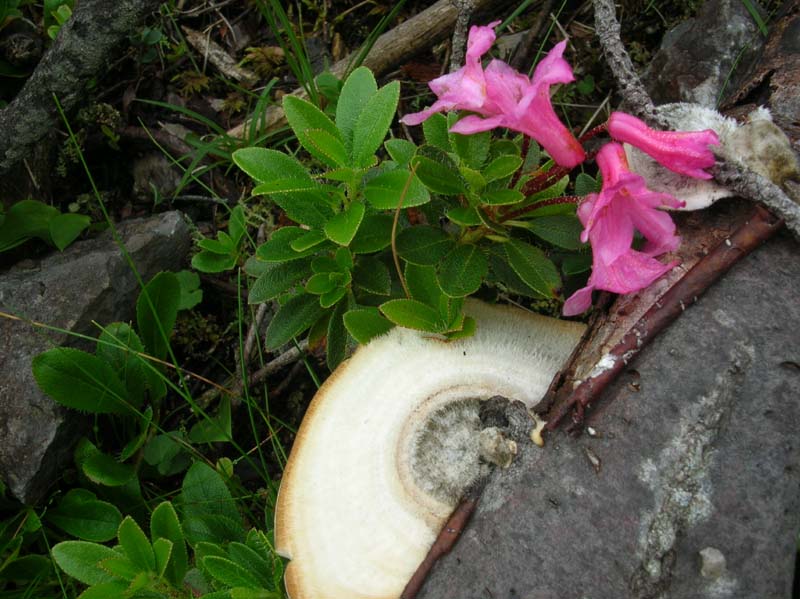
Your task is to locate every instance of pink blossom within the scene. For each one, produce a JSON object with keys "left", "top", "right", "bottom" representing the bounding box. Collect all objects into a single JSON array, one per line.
[
  {"left": 607, "top": 112, "right": 719, "bottom": 179},
  {"left": 563, "top": 143, "right": 684, "bottom": 316},
  {"left": 401, "top": 24, "right": 585, "bottom": 168}
]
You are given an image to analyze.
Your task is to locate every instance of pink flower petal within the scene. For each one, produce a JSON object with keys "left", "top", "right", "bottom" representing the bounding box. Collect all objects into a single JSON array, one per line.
[
  {"left": 608, "top": 112, "right": 719, "bottom": 179},
  {"left": 563, "top": 285, "right": 595, "bottom": 316},
  {"left": 449, "top": 114, "right": 506, "bottom": 135}
]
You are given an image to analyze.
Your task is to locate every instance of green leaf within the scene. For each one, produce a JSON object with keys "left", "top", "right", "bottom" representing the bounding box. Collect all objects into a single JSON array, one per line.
[
  {"left": 249, "top": 259, "right": 311, "bottom": 304},
  {"left": 482, "top": 189, "right": 525, "bottom": 206},
  {"left": 270, "top": 191, "right": 337, "bottom": 228},
  {"left": 422, "top": 113, "right": 451, "bottom": 152},
  {"left": 52, "top": 541, "right": 118, "bottom": 585},
  {"left": 396, "top": 226, "right": 455, "bottom": 266},
  {"left": 526, "top": 214, "right": 585, "bottom": 250},
  {"left": 119, "top": 407, "right": 154, "bottom": 461},
  {"left": 437, "top": 244, "right": 488, "bottom": 297},
  {"left": 337, "top": 66, "right": 378, "bottom": 157},
  {"left": 49, "top": 213, "right": 90, "bottom": 250},
  {"left": 76, "top": 581, "right": 130, "bottom": 599},
  {"left": 228, "top": 205, "right": 247, "bottom": 245},
  {"left": 264, "top": 293, "right": 325, "bottom": 349},
  {"left": 574, "top": 172, "right": 600, "bottom": 196},
  {"left": 47, "top": 490, "right": 122, "bottom": 542},
  {"left": 233, "top": 147, "right": 309, "bottom": 183},
  {"left": 446, "top": 206, "right": 482, "bottom": 226},
  {"left": 0, "top": 200, "right": 59, "bottom": 252},
  {"left": 445, "top": 314, "right": 476, "bottom": 340},
  {"left": 527, "top": 174, "right": 569, "bottom": 202},
  {"left": 152, "top": 537, "right": 173, "bottom": 579},
  {"left": 227, "top": 542, "right": 274, "bottom": 588},
  {"left": 320, "top": 286, "right": 346, "bottom": 308},
  {"left": 404, "top": 263, "right": 443, "bottom": 307},
  {"left": 353, "top": 256, "right": 390, "bottom": 295},
  {"left": 283, "top": 95, "right": 343, "bottom": 168},
  {"left": 181, "top": 462, "right": 242, "bottom": 527},
  {"left": 256, "top": 227, "right": 320, "bottom": 263},
  {"left": 412, "top": 147, "right": 466, "bottom": 195},
  {"left": 192, "top": 251, "right": 238, "bottom": 273},
  {"left": 97, "top": 322, "right": 163, "bottom": 408},
  {"left": 563, "top": 252, "right": 592, "bottom": 275},
  {"left": 81, "top": 450, "right": 136, "bottom": 487},
  {"left": 449, "top": 127, "right": 490, "bottom": 169},
  {"left": 197, "top": 235, "right": 235, "bottom": 254},
  {"left": 324, "top": 202, "right": 365, "bottom": 246},
  {"left": 364, "top": 169, "right": 430, "bottom": 209},
  {"left": 352, "top": 80, "right": 400, "bottom": 168},
  {"left": 252, "top": 178, "right": 322, "bottom": 195},
  {"left": 151, "top": 501, "right": 188, "bottom": 587},
  {"left": 343, "top": 308, "right": 394, "bottom": 344},
  {"left": 349, "top": 214, "right": 393, "bottom": 254},
  {"left": 188, "top": 396, "right": 232, "bottom": 443},
  {"left": 203, "top": 555, "right": 262, "bottom": 588},
  {"left": 136, "top": 271, "right": 180, "bottom": 361},
  {"left": 326, "top": 298, "right": 349, "bottom": 371},
  {"left": 289, "top": 229, "right": 327, "bottom": 252},
  {"left": 176, "top": 270, "right": 203, "bottom": 310},
  {"left": 305, "top": 128, "right": 348, "bottom": 167},
  {"left": 384, "top": 138, "right": 416, "bottom": 166},
  {"left": 305, "top": 273, "right": 336, "bottom": 295},
  {"left": 118, "top": 516, "right": 155, "bottom": 572},
  {"left": 32, "top": 348, "right": 129, "bottom": 414},
  {"left": 505, "top": 239, "right": 562, "bottom": 297},
  {"left": 143, "top": 432, "right": 191, "bottom": 476},
  {"left": 380, "top": 299, "right": 444, "bottom": 332},
  {"left": 483, "top": 155, "right": 523, "bottom": 182}
]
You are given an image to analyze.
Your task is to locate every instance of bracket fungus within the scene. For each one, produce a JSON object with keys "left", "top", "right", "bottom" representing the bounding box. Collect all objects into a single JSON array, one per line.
[{"left": 275, "top": 300, "right": 585, "bottom": 599}]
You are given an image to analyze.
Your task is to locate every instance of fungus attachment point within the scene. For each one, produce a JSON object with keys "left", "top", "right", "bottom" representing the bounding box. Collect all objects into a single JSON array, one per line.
[{"left": 275, "top": 300, "right": 585, "bottom": 599}]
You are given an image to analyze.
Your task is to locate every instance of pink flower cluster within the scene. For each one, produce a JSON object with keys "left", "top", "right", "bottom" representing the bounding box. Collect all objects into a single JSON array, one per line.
[
  {"left": 402, "top": 22, "right": 720, "bottom": 315},
  {"left": 401, "top": 21, "right": 586, "bottom": 168}
]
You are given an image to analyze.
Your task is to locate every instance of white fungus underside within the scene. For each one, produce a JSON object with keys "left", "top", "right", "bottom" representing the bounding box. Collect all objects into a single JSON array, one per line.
[{"left": 275, "top": 300, "right": 585, "bottom": 599}]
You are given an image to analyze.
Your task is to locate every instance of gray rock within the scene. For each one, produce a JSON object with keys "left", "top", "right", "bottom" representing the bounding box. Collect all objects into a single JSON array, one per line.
[
  {"left": 418, "top": 223, "right": 800, "bottom": 599},
  {"left": 643, "top": 0, "right": 764, "bottom": 107},
  {"left": 0, "top": 211, "right": 191, "bottom": 504}
]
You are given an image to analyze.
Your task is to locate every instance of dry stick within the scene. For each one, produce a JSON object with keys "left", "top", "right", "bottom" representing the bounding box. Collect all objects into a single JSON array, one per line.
[
  {"left": 226, "top": 0, "right": 503, "bottom": 139},
  {"left": 544, "top": 206, "right": 784, "bottom": 432},
  {"left": 400, "top": 481, "right": 485, "bottom": 599},
  {"left": 593, "top": 0, "right": 800, "bottom": 238},
  {"left": 592, "top": 0, "right": 662, "bottom": 126}
]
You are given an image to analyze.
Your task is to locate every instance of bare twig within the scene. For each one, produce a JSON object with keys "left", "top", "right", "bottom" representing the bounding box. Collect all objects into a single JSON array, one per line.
[
  {"left": 226, "top": 0, "right": 504, "bottom": 138},
  {"left": 400, "top": 480, "right": 484, "bottom": 599},
  {"left": 545, "top": 206, "right": 783, "bottom": 432},
  {"left": 711, "top": 160, "right": 800, "bottom": 238},
  {"left": 591, "top": 0, "right": 662, "bottom": 125},
  {"left": 449, "top": 0, "right": 475, "bottom": 70}
]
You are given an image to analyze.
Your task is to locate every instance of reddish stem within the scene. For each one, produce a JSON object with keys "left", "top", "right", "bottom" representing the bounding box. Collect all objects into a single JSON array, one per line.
[
  {"left": 500, "top": 195, "right": 583, "bottom": 222},
  {"left": 400, "top": 486, "right": 482, "bottom": 599},
  {"left": 544, "top": 206, "right": 784, "bottom": 433},
  {"left": 579, "top": 122, "right": 608, "bottom": 144}
]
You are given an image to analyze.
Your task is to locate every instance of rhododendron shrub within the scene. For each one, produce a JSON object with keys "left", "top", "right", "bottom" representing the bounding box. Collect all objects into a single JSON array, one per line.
[{"left": 403, "top": 22, "right": 719, "bottom": 315}]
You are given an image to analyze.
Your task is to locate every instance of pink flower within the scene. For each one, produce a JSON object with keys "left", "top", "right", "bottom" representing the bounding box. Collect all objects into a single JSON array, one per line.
[
  {"left": 401, "top": 24, "right": 585, "bottom": 168},
  {"left": 607, "top": 112, "right": 719, "bottom": 179},
  {"left": 563, "top": 143, "right": 684, "bottom": 316}
]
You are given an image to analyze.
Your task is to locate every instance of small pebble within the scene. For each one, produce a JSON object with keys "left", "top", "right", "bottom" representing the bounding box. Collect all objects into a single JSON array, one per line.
[{"left": 699, "top": 547, "right": 726, "bottom": 579}]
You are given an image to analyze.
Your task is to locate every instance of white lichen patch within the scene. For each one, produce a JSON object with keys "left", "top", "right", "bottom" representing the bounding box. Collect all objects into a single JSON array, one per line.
[
  {"left": 632, "top": 344, "right": 752, "bottom": 595},
  {"left": 627, "top": 103, "right": 800, "bottom": 211}
]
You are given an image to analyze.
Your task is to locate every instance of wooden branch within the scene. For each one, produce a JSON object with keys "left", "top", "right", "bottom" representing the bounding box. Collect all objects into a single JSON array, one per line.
[
  {"left": 0, "top": 0, "right": 162, "bottom": 174},
  {"left": 545, "top": 206, "right": 783, "bottom": 432},
  {"left": 226, "top": 0, "right": 502, "bottom": 139},
  {"left": 400, "top": 481, "right": 484, "bottom": 599},
  {"left": 592, "top": 0, "right": 661, "bottom": 125}
]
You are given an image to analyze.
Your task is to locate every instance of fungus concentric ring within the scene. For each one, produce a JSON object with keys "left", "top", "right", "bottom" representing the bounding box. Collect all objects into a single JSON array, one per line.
[{"left": 275, "top": 300, "right": 585, "bottom": 599}]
